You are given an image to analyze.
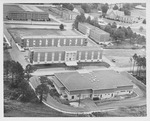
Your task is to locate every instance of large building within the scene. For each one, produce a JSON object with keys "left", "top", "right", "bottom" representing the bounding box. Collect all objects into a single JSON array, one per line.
[
  {"left": 5, "top": 4, "right": 50, "bottom": 21},
  {"left": 51, "top": 70, "right": 134, "bottom": 101},
  {"left": 28, "top": 46, "right": 103, "bottom": 66},
  {"left": 78, "top": 23, "right": 110, "bottom": 44},
  {"left": 49, "top": 6, "right": 79, "bottom": 20},
  {"left": 21, "top": 35, "right": 88, "bottom": 49},
  {"left": 8, "top": 29, "right": 88, "bottom": 49}
]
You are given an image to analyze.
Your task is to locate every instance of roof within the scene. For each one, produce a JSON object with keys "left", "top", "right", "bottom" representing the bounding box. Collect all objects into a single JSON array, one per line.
[
  {"left": 31, "top": 46, "right": 102, "bottom": 52},
  {"left": 54, "top": 70, "right": 134, "bottom": 92},
  {"left": 79, "top": 22, "right": 96, "bottom": 29},
  {"left": 79, "top": 23, "right": 109, "bottom": 35},
  {"left": 21, "top": 35, "right": 87, "bottom": 39},
  {"left": 8, "top": 29, "right": 84, "bottom": 39},
  {"left": 107, "top": 9, "right": 124, "bottom": 17}
]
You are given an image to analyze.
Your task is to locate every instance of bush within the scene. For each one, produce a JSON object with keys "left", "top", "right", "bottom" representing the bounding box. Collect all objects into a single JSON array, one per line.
[
  {"left": 59, "top": 24, "right": 64, "bottom": 30},
  {"left": 143, "top": 19, "right": 146, "bottom": 24}
]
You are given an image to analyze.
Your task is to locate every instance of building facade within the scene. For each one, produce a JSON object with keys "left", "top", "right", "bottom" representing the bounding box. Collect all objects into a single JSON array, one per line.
[
  {"left": 52, "top": 70, "right": 134, "bottom": 101},
  {"left": 28, "top": 46, "right": 103, "bottom": 65},
  {"left": 78, "top": 23, "right": 110, "bottom": 44},
  {"left": 106, "top": 9, "right": 138, "bottom": 24},
  {"left": 49, "top": 6, "right": 79, "bottom": 20},
  {"left": 20, "top": 36, "right": 88, "bottom": 49}
]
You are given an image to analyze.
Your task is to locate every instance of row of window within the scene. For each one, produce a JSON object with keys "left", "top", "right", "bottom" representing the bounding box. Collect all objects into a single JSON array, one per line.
[
  {"left": 26, "top": 39, "right": 84, "bottom": 47},
  {"left": 34, "top": 52, "right": 101, "bottom": 63}
]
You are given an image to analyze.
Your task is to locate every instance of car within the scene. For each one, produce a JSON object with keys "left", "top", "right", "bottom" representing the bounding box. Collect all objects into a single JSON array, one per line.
[{"left": 112, "top": 59, "right": 116, "bottom": 62}]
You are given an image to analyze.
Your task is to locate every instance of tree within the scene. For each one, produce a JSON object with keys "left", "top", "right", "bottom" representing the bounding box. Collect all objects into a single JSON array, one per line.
[
  {"left": 143, "top": 19, "right": 146, "bottom": 24},
  {"left": 62, "top": 3, "right": 74, "bottom": 11},
  {"left": 123, "top": 3, "right": 132, "bottom": 10},
  {"left": 113, "top": 27, "right": 125, "bottom": 44},
  {"left": 59, "top": 24, "right": 64, "bottom": 31},
  {"left": 4, "top": 60, "right": 24, "bottom": 88},
  {"left": 139, "top": 26, "right": 144, "bottom": 32},
  {"left": 124, "top": 9, "right": 131, "bottom": 16},
  {"left": 111, "top": 22, "right": 117, "bottom": 28},
  {"left": 4, "top": 60, "right": 12, "bottom": 81},
  {"left": 101, "top": 3, "right": 109, "bottom": 14},
  {"left": 127, "top": 27, "right": 133, "bottom": 37},
  {"left": 35, "top": 82, "right": 49, "bottom": 103},
  {"left": 132, "top": 53, "right": 138, "bottom": 75},
  {"left": 81, "top": 3, "right": 91, "bottom": 13},
  {"left": 73, "top": 13, "right": 86, "bottom": 29},
  {"left": 113, "top": 4, "right": 118, "bottom": 10},
  {"left": 86, "top": 16, "right": 91, "bottom": 23},
  {"left": 24, "top": 64, "right": 32, "bottom": 81},
  {"left": 104, "top": 24, "right": 112, "bottom": 33}
]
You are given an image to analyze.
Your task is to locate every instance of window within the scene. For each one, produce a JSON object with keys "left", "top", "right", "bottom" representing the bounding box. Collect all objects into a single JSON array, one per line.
[{"left": 72, "top": 96, "right": 74, "bottom": 99}]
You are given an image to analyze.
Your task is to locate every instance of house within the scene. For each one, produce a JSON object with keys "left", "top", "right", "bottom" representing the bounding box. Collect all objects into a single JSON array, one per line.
[
  {"left": 106, "top": 9, "right": 124, "bottom": 20},
  {"left": 51, "top": 70, "right": 134, "bottom": 101},
  {"left": 106, "top": 9, "right": 138, "bottom": 23}
]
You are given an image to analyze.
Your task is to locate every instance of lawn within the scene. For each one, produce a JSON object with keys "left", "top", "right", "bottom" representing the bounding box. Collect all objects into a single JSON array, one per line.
[
  {"left": 130, "top": 9, "right": 146, "bottom": 19},
  {"left": 103, "top": 49, "right": 146, "bottom": 67},
  {"left": 4, "top": 100, "right": 84, "bottom": 117},
  {"left": 92, "top": 105, "right": 146, "bottom": 117}
]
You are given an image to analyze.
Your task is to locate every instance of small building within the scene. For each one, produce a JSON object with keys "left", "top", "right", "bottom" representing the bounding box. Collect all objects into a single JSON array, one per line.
[
  {"left": 28, "top": 46, "right": 103, "bottom": 65},
  {"left": 52, "top": 70, "right": 134, "bottom": 101}
]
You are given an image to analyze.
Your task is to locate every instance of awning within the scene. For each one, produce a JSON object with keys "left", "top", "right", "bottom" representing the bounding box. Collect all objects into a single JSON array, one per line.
[{"left": 65, "top": 61, "right": 78, "bottom": 66}]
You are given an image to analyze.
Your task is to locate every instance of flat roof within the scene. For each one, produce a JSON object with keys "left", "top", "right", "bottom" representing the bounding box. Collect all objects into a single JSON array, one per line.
[
  {"left": 8, "top": 29, "right": 84, "bottom": 39},
  {"left": 79, "top": 22, "right": 109, "bottom": 35},
  {"left": 31, "top": 46, "right": 102, "bottom": 52},
  {"left": 54, "top": 70, "right": 134, "bottom": 92}
]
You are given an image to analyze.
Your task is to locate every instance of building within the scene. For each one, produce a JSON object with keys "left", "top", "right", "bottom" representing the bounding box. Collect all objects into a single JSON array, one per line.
[
  {"left": 8, "top": 29, "right": 88, "bottom": 50},
  {"left": 20, "top": 35, "right": 88, "bottom": 49},
  {"left": 6, "top": 4, "right": 50, "bottom": 21},
  {"left": 49, "top": 6, "right": 79, "bottom": 20},
  {"left": 28, "top": 46, "right": 103, "bottom": 66},
  {"left": 106, "top": 9, "right": 138, "bottom": 24},
  {"left": 106, "top": 9, "right": 124, "bottom": 20},
  {"left": 51, "top": 70, "right": 134, "bottom": 101},
  {"left": 78, "top": 23, "right": 110, "bottom": 44}
]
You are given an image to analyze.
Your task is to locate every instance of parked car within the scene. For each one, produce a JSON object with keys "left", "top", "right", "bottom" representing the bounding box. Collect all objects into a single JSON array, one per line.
[{"left": 112, "top": 59, "right": 116, "bottom": 62}]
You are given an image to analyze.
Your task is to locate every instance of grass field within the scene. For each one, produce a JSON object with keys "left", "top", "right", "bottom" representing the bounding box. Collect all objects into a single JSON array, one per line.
[
  {"left": 93, "top": 105, "right": 146, "bottom": 117},
  {"left": 4, "top": 100, "right": 82, "bottom": 117},
  {"left": 131, "top": 9, "right": 146, "bottom": 19},
  {"left": 4, "top": 100, "right": 146, "bottom": 117},
  {"left": 103, "top": 49, "right": 146, "bottom": 67}
]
